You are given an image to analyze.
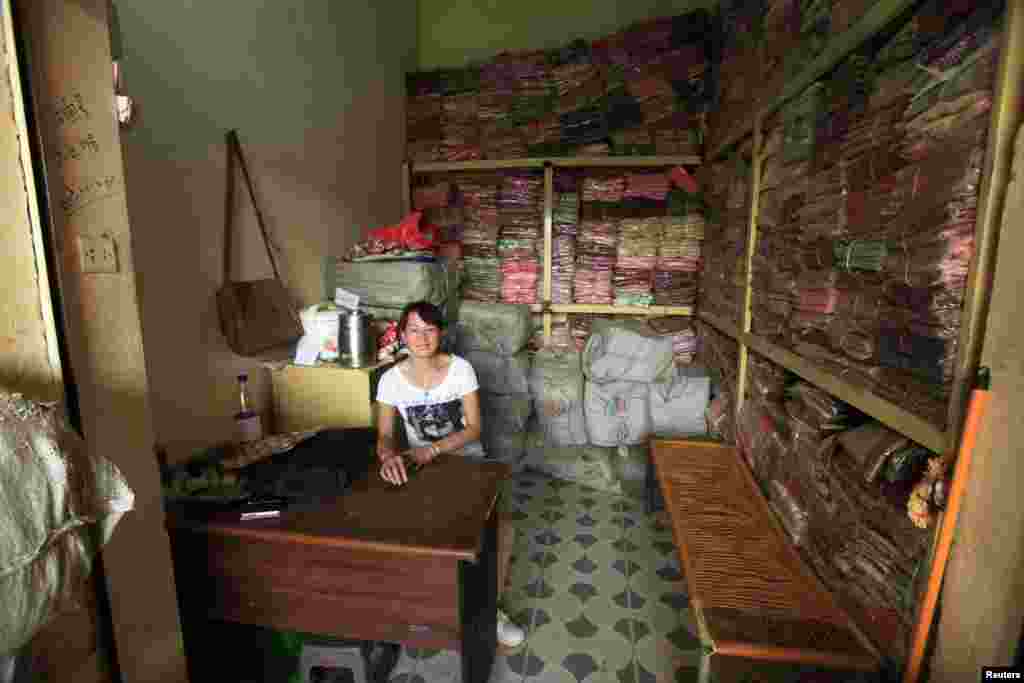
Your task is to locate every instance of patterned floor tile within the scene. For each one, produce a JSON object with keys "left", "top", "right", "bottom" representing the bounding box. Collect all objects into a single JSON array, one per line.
[{"left": 467, "top": 472, "right": 710, "bottom": 683}]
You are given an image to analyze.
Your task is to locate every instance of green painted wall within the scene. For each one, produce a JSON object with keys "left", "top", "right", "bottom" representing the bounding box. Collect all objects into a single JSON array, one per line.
[{"left": 417, "top": 0, "right": 716, "bottom": 70}]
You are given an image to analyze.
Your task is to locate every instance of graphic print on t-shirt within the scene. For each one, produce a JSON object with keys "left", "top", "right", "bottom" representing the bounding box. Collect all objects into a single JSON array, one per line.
[{"left": 406, "top": 399, "right": 464, "bottom": 443}]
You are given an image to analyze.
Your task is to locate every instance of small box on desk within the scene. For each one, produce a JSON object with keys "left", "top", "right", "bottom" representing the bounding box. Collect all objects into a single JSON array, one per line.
[
  {"left": 266, "top": 361, "right": 395, "bottom": 433},
  {"left": 299, "top": 640, "right": 399, "bottom": 683}
]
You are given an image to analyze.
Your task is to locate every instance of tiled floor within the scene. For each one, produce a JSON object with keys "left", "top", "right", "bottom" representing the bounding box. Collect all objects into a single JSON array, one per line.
[{"left": 388, "top": 470, "right": 704, "bottom": 683}]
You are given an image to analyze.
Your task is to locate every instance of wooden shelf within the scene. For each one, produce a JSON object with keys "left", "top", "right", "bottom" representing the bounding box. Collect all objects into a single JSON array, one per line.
[
  {"left": 743, "top": 333, "right": 948, "bottom": 454},
  {"left": 551, "top": 304, "right": 693, "bottom": 316},
  {"left": 708, "top": 0, "right": 920, "bottom": 163},
  {"left": 411, "top": 155, "right": 701, "bottom": 174}
]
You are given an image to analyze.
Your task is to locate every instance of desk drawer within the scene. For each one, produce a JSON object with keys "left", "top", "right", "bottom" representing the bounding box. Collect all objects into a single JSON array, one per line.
[{"left": 172, "top": 530, "right": 462, "bottom": 648}]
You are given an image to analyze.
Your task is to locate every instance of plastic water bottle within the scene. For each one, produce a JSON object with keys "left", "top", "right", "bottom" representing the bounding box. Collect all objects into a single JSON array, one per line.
[{"left": 234, "top": 373, "right": 263, "bottom": 443}]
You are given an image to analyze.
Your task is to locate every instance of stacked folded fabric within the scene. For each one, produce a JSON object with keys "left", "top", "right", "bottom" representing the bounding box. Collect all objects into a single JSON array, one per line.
[
  {"left": 624, "top": 172, "right": 671, "bottom": 201},
  {"left": 552, "top": 235, "right": 576, "bottom": 304},
  {"left": 574, "top": 219, "right": 618, "bottom": 304},
  {"left": 441, "top": 92, "right": 481, "bottom": 162},
  {"left": 650, "top": 318, "right": 699, "bottom": 364},
  {"left": 553, "top": 191, "right": 580, "bottom": 236},
  {"left": 407, "top": 94, "right": 442, "bottom": 163},
  {"left": 653, "top": 270, "right": 699, "bottom": 306},
  {"left": 581, "top": 174, "right": 626, "bottom": 202},
  {"left": 498, "top": 174, "right": 543, "bottom": 304}
]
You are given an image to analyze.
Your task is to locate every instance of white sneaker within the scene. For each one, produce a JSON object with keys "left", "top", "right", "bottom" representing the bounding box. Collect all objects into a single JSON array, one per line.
[{"left": 497, "top": 609, "right": 525, "bottom": 649}]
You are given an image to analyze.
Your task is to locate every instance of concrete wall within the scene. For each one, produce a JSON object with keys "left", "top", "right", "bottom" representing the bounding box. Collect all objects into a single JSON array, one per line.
[
  {"left": 0, "top": 0, "right": 63, "bottom": 401},
  {"left": 19, "top": 0, "right": 188, "bottom": 679},
  {"left": 417, "top": 0, "right": 715, "bottom": 70},
  {"left": 115, "top": 1, "right": 416, "bottom": 462}
]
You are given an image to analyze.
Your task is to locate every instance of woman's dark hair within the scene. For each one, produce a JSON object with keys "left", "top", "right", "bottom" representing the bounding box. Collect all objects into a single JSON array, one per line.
[{"left": 398, "top": 301, "right": 446, "bottom": 333}]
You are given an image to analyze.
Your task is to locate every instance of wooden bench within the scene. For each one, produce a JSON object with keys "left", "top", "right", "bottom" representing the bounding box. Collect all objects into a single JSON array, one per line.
[{"left": 651, "top": 439, "right": 880, "bottom": 682}]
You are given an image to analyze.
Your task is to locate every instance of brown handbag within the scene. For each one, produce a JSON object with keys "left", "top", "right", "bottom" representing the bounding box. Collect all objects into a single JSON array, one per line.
[{"left": 216, "top": 130, "right": 303, "bottom": 356}]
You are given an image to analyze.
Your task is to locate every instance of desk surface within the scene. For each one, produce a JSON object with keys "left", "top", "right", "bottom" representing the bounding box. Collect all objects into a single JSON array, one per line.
[{"left": 170, "top": 453, "right": 510, "bottom": 562}]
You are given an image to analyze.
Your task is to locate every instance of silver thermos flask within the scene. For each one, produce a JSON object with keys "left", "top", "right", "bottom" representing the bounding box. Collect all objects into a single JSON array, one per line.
[{"left": 339, "top": 308, "right": 376, "bottom": 368}]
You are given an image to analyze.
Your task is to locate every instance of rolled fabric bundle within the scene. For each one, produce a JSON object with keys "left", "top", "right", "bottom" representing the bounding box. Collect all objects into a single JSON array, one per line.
[
  {"left": 479, "top": 392, "right": 533, "bottom": 435},
  {"left": 649, "top": 364, "right": 710, "bottom": 437},
  {"left": 584, "top": 379, "right": 651, "bottom": 447},
  {"left": 453, "top": 301, "right": 532, "bottom": 355},
  {"left": 529, "top": 348, "right": 589, "bottom": 446},
  {"left": 522, "top": 430, "right": 621, "bottom": 494},
  {"left": 464, "top": 350, "right": 532, "bottom": 395},
  {"left": 583, "top": 319, "right": 675, "bottom": 383}
]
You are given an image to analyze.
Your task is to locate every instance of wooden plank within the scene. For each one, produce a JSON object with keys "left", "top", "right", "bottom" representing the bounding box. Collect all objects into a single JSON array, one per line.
[
  {"left": 542, "top": 164, "right": 553, "bottom": 342},
  {"left": 552, "top": 155, "right": 700, "bottom": 168},
  {"left": 550, "top": 304, "right": 693, "bottom": 316},
  {"left": 946, "top": 0, "right": 1024, "bottom": 454},
  {"left": 735, "top": 112, "right": 762, "bottom": 415},
  {"left": 651, "top": 439, "right": 879, "bottom": 667},
  {"left": 411, "top": 155, "right": 701, "bottom": 174},
  {"left": 743, "top": 333, "right": 947, "bottom": 453}
]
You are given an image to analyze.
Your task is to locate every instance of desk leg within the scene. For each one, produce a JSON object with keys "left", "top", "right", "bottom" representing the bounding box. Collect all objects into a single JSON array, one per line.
[{"left": 459, "top": 511, "right": 498, "bottom": 683}]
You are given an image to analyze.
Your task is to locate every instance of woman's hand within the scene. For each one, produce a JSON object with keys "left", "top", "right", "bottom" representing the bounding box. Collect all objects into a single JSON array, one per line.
[
  {"left": 408, "top": 445, "right": 437, "bottom": 465},
  {"left": 377, "top": 443, "right": 399, "bottom": 464},
  {"left": 379, "top": 454, "right": 408, "bottom": 486}
]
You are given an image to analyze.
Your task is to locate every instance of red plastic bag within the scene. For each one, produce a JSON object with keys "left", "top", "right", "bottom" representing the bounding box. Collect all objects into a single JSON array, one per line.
[{"left": 368, "top": 211, "right": 439, "bottom": 251}]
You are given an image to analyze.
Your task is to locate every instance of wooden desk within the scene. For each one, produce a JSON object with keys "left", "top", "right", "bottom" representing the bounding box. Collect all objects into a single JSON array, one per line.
[{"left": 168, "top": 454, "right": 510, "bottom": 683}]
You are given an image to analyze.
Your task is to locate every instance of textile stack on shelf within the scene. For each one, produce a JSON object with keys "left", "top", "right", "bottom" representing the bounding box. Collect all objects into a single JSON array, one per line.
[
  {"left": 697, "top": 321, "right": 739, "bottom": 443},
  {"left": 458, "top": 176, "right": 501, "bottom": 302},
  {"left": 574, "top": 219, "right": 617, "bottom": 304},
  {"left": 441, "top": 91, "right": 482, "bottom": 162},
  {"left": 551, "top": 190, "right": 580, "bottom": 304},
  {"left": 750, "top": 0, "right": 1003, "bottom": 430},
  {"left": 699, "top": 157, "right": 750, "bottom": 325},
  {"left": 784, "top": 0, "right": 834, "bottom": 82},
  {"left": 707, "top": 0, "right": 765, "bottom": 153},
  {"left": 649, "top": 316, "right": 699, "bottom": 365},
  {"left": 498, "top": 174, "right": 543, "bottom": 304},
  {"left": 655, "top": 213, "right": 703, "bottom": 306},
  {"left": 614, "top": 217, "right": 660, "bottom": 306},
  {"left": 406, "top": 85, "right": 442, "bottom": 163},
  {"left": 758, "top": 0, "right": 798, "bottom": 107},
  {"left": 737, "top": 351, "right": 935, "bottom": 665}
]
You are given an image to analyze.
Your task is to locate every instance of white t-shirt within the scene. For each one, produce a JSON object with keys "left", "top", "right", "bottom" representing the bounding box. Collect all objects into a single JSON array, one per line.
[{"left": 376, "top": 355, "right": 485, "bottom": 458}]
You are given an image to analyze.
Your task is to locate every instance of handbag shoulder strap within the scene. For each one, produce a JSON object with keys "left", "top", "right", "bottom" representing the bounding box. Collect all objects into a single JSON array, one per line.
[{"left": 222, "top": 129, "right": 285, "bottom": 284}]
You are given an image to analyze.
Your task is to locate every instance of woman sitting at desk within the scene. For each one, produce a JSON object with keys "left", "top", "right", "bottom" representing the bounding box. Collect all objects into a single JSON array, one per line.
[{"left": 375, "top": 301, "right": 525, "bottom": 650}]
